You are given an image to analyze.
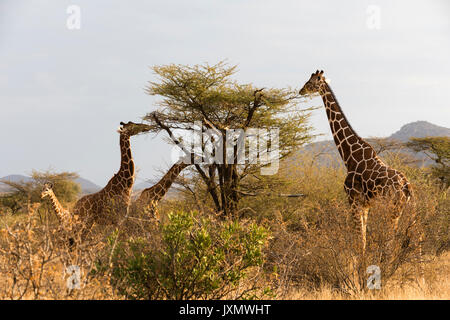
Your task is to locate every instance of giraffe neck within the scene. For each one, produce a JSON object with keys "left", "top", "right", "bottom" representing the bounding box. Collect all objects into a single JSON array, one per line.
[
  {"left": 103, "top": 133, "right": 135, "bottom": 197},
  {"left": 46, "top": 191, "right": 70, "bottom": 222},
  {"left": 319, "top": 82, "right": 375, "bottom": 170},
  {"left": 139, "top": 162, "right": 189, "bottom": 203},
  {"left": 119, "top": 134, "right": 133, "bottom": 174}
]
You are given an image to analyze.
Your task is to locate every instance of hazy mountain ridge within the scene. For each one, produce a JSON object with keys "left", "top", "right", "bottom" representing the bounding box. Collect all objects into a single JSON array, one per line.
[
  {"left": 389, "top": 121, "right": 450, "bottom": 141},
  {"left": 0, "top": 173, "right": 165, "bottom": 195},
  {"left": 0, "top": 175, "right": 101, "bottom": 194},
  {"left": 302, "top": 121, "right": 449, "bottom": 166}
]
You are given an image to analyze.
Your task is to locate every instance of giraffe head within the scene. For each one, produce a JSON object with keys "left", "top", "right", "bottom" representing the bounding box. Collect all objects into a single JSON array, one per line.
[
  {"left": 41, "top": 182, "right": 54, "bottom": 199},
  {"left": 118, "top": 121, "right": 151, "bottom": 137},
  {"left": 299, "top": 70, "right": 325, "bottom": 96}
]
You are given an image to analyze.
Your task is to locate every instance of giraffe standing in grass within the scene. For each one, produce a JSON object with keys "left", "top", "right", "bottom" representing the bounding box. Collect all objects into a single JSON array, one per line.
[
  {"left": 41, "top": 121, "right": 150, "bottom": 233},
  {"left": 41, "top": 183, "right": 78, "bottom": 231},
  {"left": 134, "top": 160, "right": 191, "bottom": 220},
  {"left": 299, "top": 70, "right": 412, "bottom": 254}
]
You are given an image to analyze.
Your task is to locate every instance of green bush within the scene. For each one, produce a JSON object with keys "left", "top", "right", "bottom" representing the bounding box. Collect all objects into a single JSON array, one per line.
[{"left": 108, "top": 211, "right": 270, "bottom": 300}]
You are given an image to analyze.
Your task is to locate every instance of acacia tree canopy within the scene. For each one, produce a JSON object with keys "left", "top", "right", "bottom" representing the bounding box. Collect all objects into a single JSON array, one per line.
[{"left": 143, "top": 61, "right": 314, "bottom": 217}]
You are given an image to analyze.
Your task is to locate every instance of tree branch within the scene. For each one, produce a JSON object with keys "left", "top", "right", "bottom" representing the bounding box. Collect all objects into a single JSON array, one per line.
[
  {"left": 236, "top": 190, "right": 306, "bottom": 198},
  {"left": 244, "top": 88, "right": 265, "bottom": 128}
]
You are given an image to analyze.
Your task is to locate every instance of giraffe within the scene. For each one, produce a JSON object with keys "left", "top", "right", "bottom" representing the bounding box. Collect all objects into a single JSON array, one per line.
[
  {"left": 41, "top": 182, "right": 78, "bottom": 231},
  {"left": 41, "top": 121, "right": 150, "bottom": 234},
  {"left": 134, "top": 160, "right": 191, "bottom": 220},
  {"left": 299, "top": 70, "right": 412, "bottom": 254}
]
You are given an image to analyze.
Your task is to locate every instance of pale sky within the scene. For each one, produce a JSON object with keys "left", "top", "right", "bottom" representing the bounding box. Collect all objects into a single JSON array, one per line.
[{"left": 1, "top": 0, "right": 449, "bottom": 186}]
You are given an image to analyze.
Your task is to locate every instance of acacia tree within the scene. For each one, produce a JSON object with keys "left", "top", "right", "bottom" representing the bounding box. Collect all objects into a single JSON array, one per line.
[
  {"left": 0, "top": 170, "right": 81, "bottom": 214},
  {"left": 143, "top": 62, "right": 313, "bottom": 217},
  {"left": 406, "top": 136, "right": 450, "bottom": 187}
]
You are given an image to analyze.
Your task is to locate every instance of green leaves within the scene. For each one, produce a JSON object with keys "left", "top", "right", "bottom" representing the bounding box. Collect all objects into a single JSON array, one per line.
[
  {"left": 108, "top": 211, "right": 270, "bottom": 300},
  {"left": 406, "top": 136, "right": 450, "bottom": 187},
  {"left": 143, "top": 61, "right": 313, "bottom": 216}
]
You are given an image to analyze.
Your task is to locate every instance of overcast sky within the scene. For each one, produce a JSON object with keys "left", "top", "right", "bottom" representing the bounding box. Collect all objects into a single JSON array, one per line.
[{"left": 1, "top": 0, "right": 449, "bottom": 186}]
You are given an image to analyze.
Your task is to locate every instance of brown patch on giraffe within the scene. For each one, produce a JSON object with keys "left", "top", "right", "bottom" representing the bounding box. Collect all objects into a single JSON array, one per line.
[
  {"left": 363, "top": 147, "right": 373, "bottom": 159},
  {"left": 387, "top": 169, "right": 396, "bottom": 178},
  {"left": 351, "top": 144, "right": 362, "bottom": 153},
  {"left": 353, "top": 148, "right": 364, "bottom": 159},
  {"left": 341, "top": 143, "right": 352, "bottom": 162},
  {"left": 343, "top": 127, "right": 352, "bottom": 137},
  {"left": 347, "top": 135, "right": 358, "bottom": 145},
  {"left": 336, "top": 129, "right": 345, "bottom": 142},
  {"left": 355, "top": 161, "right": 366, "bottom": 173},
  {"left": 331, "top": 111, "right": 337, "bottom": 121},
  {"left": 333, "top": 121, "right": 341, "bottom": 133},
  {"left": 334, "top": 112, "right": 343, "bottom": 122}
]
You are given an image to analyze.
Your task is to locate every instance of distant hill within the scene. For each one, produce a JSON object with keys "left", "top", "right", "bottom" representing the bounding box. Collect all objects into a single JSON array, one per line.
[
  {"left": 300, "top": 121, "right": 450, "bottom": 166},
  {"left": 74, "top": 177, "right": 102, "bottom": 194},
  {"left": 389, "top": 121, "right": 450, "bottom": 141},
  {"left": 0, "top": 175, "right": 34, "bottom": 184},
  {"left": 0, "top": 174, "right": 101, "bottom": 194},
  {"left": 0, "top": 175, "right": 34, "bottom": 193}
]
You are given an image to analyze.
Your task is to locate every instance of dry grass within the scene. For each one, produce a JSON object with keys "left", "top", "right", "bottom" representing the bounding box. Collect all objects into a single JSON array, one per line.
[
  {"left": 285, "top": 252, "right": 449, "bottom": 300},
  {"left": 0, "top": 204, "right": 118, "bottom": 300},
  {"left": 0, "top": 147, "right": 448, "bottom": 300}
]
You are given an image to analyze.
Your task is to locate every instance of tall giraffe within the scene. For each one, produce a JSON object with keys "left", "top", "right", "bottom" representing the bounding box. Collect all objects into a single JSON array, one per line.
[
  {"left": 134, "top": 160, "right": 191, "bottom": 219},
  {"left": 299, "top": 70, "right": 412, "bottom": 253},
  {"left": 41, "top": 121, "right": 150, "bottom": 233}
]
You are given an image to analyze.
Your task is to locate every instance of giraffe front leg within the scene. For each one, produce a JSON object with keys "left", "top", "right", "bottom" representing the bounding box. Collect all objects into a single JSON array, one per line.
[
  {"left": 149, "top": 201, "right": 158, "bottom": 220},
  {"left": 350, "top": 204, "right": 369, "bottom": 256},
  {"left": 345, "top": 181, "right": 368, "bottom": 256},
  {"left": 391, "top": 192, "right": 407, "bottom": 233},
  {"left": 361, "top": 207, "right": 369, "bottom": 254}
]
